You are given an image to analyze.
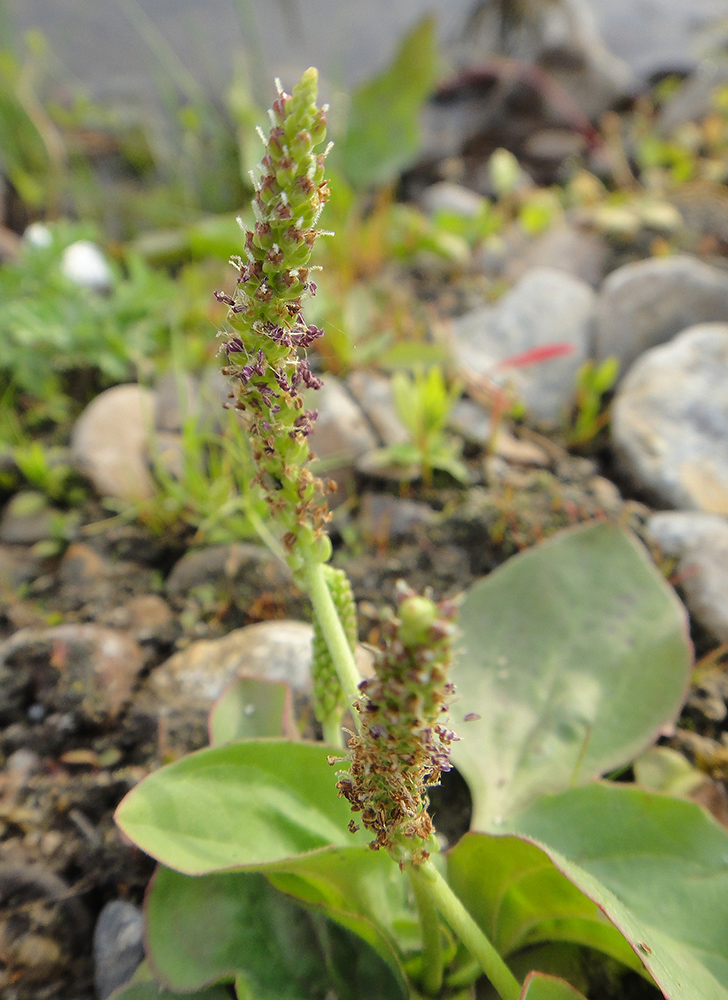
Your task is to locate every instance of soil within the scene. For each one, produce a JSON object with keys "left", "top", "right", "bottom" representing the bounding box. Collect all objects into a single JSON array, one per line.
[{"left": 1, "top": 434, "right": 725, "bottom": 1000}]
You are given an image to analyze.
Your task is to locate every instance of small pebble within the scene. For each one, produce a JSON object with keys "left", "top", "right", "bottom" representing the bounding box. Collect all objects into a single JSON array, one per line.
[{"left": 93, "top": 900, "right": 145, "bottom": 1000}]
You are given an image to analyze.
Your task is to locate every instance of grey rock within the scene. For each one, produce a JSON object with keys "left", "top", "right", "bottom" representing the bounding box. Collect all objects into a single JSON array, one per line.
[
  {"left": 93, "top": 901, "right": 145, "bottom": 1000},
  {"left": 593, "top": 0, "right": 728, "bottom": 81},
  {"left": 0, "top": 624, "right": 145, "bottom": 725},
  {"left": 451, "top": 0, "right": 636, "bottom": 120},
  {"left": 0, "top": 544, "right": 41, "bottom": 589},
  {"left": 142, "top": 619, "right": 374, "bottom": 752},
  {"left": 308, "top": 376, "right": 378, "bottom": 459},
  {"left": 307, "top": 376, "right": 378, "bottom": 503},
  {"left": 646, "top": 511, "right": 728, "bottom": 642},
  {"left": 594, "top": 255, "right": 728, "bottom": 373},
  {"left": 450, "top": 398, "right": 493, "bottom": 447},
  {"left": 419, "top": 181, "right": 488, "bottom": 219},
  {"left": 354, "top": 450, "right": 422, "bottom": 484},
  {"left": 346, "top": 370, "right": 408, "bottom": 447},
  {"left": 520, "top": 128, "right": 588, "bottom": 165},
  {"left": 0, "top": 491, "right": 57, "bottom": 545},
  {"left": 659, "top": 63, "right": 728, "bottom": 134},
  {"left": 358, "top": 494, "right": 435, "bottom": 543},
  {"left": 165, "top": 542, "right": 292, "bottom": 606},
  {"left": 59, "top": 542, "right": 114, "bottom": 586},
  {"left": 103, "top": 594, "right": 176, "bottom": 645},
  {"left": 146, "top": 620, "right": 315, "bottom": 710},
  {"left": 451, "top": 268, "right": 594, "bottom": 424},
  {"left": 71, "top": 385, "right": 155, "bottom": 501},
  {"left": 505, "top": 222, "right": 608, "bottom": 288},
  {"left": 612, "top": 323, "right": 728, "bottom": 513}
]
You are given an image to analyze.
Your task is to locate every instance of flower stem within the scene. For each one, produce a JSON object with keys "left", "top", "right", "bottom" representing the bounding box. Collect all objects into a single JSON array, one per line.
[
  {"left": 322, "top": 713, "right": 343, "bottom": 748},
  {"left": 305, "top": 560, "right": 362, "bottom": 714},
  {"left": 245, "top": 502, "right": 290, "bottom": 567},
  {"left": 408, "top": 864, "right": 443, "bottom": 996},
  {"left": 418, "top": 859, "right": 521, "bottom": 1000}
]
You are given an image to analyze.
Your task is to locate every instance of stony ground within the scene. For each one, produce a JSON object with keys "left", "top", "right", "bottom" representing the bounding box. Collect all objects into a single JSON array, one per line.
[
  {"left": 1, "top": 426, "right": 727, "bottom": 999},
  {"left": 3, "top": 5, "right": 728, "bottom": 995}
]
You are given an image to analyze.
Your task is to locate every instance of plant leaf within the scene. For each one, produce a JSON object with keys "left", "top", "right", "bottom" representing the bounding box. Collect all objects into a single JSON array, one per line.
[
  {"left": 520, "top": 970, "right": 588, "bottom": 999},
  {"left": 446, "top": 832, "right": 642, "bottom": 973},
  {"left": 503, "top": 783, "right": 728, "bottom": 1000},
  {"left": 450, "top": 522, "right": 691, "bottom": 827},
  {"left": 115, "top": 741, "right": 366, "bottom": 874},
  {"left": 338, "top": 17, "right": 438, "bottom": 189},
  {"left": 208, "top": 677, "right": 297, "bottom": 745},
  {"left": 265, "top": 844, "right": 420, "bottom": 957},
  {"left": 109, "top": 982, "right": 229, "bottom": 1000},
  {"left": 145, "top": 866, "right": 406, "bottom": 999}
]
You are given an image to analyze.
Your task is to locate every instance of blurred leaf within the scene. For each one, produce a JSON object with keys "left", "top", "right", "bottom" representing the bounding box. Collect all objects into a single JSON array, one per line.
[
  {"left": 633, "top": 745, "right": 705, "bottom": 797},
  {"left": 109, "top": 980, "right": 229, "bottom": 1000},
  {"left": 450, "top": 522, "right": 691, "bottom": 828},
  {"left": 339, "top": 17, "right": 438, "bottom": 189},
  {"left": 115, "top": 740, "right": 369, "bottom": 874},
  {"left": 520, "top": 971, "right": 588, "bottom": 999},
  {"left": 265, "top": 845, "right": 418, "bottom": 959},
  {"left": 447, "top": 833, "right": 642, "bottom": 970},
  {"left": 208, "top": 677, "right": 297, "bottom": 745},
  {"left": 145, "top": 866, "right": 406, "bottom": 999},
  {"left": 504, "top": 783, "right": 728, "bottom": 1000}
]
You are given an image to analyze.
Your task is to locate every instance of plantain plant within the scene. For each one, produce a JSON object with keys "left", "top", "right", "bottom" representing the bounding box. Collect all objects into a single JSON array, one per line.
[{"left": 114, "top": 69, "right": 728, "bottom": 1000}]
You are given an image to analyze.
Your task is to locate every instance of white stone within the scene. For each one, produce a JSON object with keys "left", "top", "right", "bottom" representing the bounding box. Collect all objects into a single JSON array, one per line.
[
  {"left": 61, "top": 240, "right": 114, "bottom": 293},
  {"left": 646, "top": 511, "right": 728, "bottom": 642},
  {"left": 611, "top": 323, "right": 728, "bottom": 513},
  {"left": 24, "top": 222, "right": 53, "bottom": 248},
  {"left": 419, "top": 182, "right": 488, "bottom": 219},
  {"left": 450, "top": 268, "right": 595, "bottom": 424},
  {"left": 71, "top": 385, "right": 155, "bottom": 501},
  {"left": 146, "top": 619, "right": 373, "bottom": 711},
  {"left": 594, "top": 255, "right": 728, "bottom": 374}
]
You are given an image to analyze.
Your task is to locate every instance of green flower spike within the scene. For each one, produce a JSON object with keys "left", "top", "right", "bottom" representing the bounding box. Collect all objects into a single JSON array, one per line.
[
  {"left": 311, "top": 565, "right": 358, "bottom": 740},
  {"left": 215, "top": 68, "right": 333, "bottom": 572},
  {"left": 335, "top": 582, "right": 459, "bottom": 868}
]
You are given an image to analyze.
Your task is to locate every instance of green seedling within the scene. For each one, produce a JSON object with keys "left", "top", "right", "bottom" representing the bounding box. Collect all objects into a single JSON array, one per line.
[
  {"left": 368, "top": 365, "right": 469, "bottom": 486},
  {"left": 137, "top": 387, "right": 266, "bottom": 545},
  {"left": 11, "top": 438, "right": 87, "bottom": 505},
  {"left": 567, "top": 356, "right": 619, "bottom": 447},
  {"left": 112, "top": 69, "right": 728, "bottom": 1000},
  {"left": 0, "top": 221, "right": 207, "bottom": 434}
]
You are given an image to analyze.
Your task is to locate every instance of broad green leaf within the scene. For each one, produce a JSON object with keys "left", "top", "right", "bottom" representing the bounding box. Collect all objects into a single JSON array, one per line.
[
  {"left": 208, "top": 677, "right": 297, "bottom": 745},
  {"left": 451, "top": 522, "right": 691, "bottom": 827},
  {"left": 338, "top": 17, "right": 438, "bottom": 189},
  {"left": 109, "top": 981, "right": 229, "bottom": 1000},
  {"left": 504, "top": 783, "right": 728, "bottom": 1000},
  {"left": 446, "top": 833, "right": 641, "bottom": 973},
  {"left": 265, "top": 845, "right": 420, "bottom": 957},
  {"left": 520, "top": 971, "right": 588, "bottom": 999},
  {"left": 115, "top": 741, "right": 367, "bottom": 874},
  {"left": 633, "top": 745, "right": 704, "bottom": 796},
  {"left": 145, "top": 867, "right": 406, "bottom": 1000}
]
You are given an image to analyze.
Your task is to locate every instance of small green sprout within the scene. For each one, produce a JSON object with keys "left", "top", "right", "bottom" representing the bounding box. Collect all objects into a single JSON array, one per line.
[
  {"left": 568, "top": 355, "right": 619, "bottom": 447},
  {"left": 370, "top": 365, "right": 469, "bottom": 486}
]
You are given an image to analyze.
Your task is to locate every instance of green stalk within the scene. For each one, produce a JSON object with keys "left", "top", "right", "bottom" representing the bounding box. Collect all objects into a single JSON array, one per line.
[
  {"left": 244, "top": 504, "right": 290, "bottom": 567},
  {"left": 305, "top": 560, "right": 362, "bottom": 712},
  {"left": 408, "top": 865, "right": 443, "bottom": 996},
  {"left": 418, "top": 860, "right": 521, "bottom": 1000},
  {"left": 321, "top": 714, "right": 344, "bottom": 748}
]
